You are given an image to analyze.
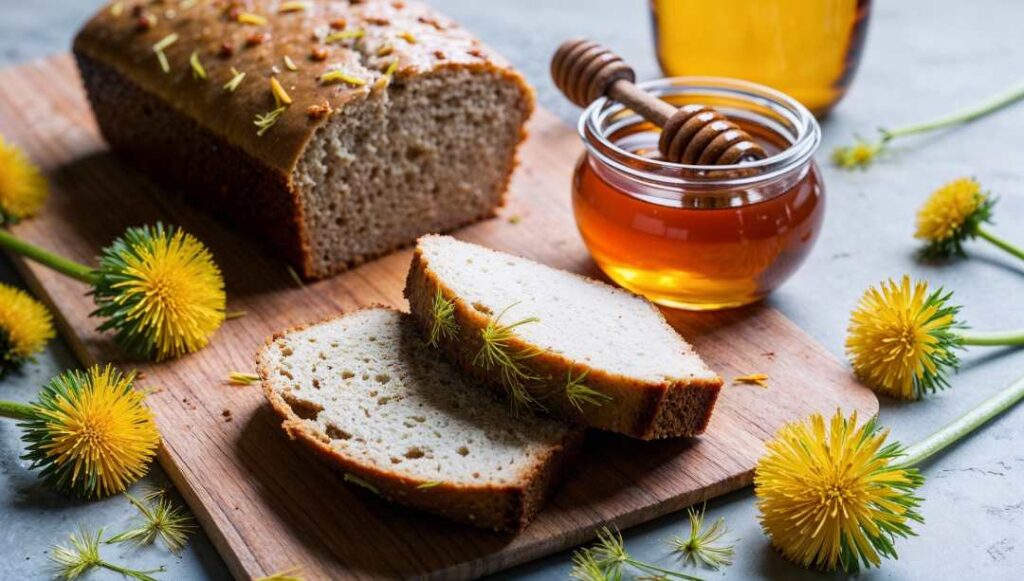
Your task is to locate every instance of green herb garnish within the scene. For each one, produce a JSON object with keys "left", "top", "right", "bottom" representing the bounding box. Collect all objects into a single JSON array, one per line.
[
  {"left": 564, "top": 369, "right": 612, "bottom": 413},
  {"left": 473, "top": 302, "right": 544, "bottom": 415},
  {"left": 254, "top": 106, "right": 287, "bottom": 136}
]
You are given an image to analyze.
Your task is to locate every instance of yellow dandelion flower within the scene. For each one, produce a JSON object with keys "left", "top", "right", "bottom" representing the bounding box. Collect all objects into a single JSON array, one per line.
[
  {"left": 846, "top": 276, "right": 1024, "bottom": 399},
  {"left": 834, "top": 81, "right": 1024, "bottom": 171},
  {"left": 0, "top": 283, "right": 55, "bottom": 373},
  {"left": 914, "top": 177, "right": 1024, "bottom": 262},
  {"left": 845, "top": 276, "right": 961, "bottom": 399},
  {"left": 17, "top": 365, "right": 160, "bottom": 498},
  {"left": 915, "top": 177, "right": 991, "bottom": 257},
  {"left": 831, "top": 137, "right": 886, "bottom": 170},
  {"left": 0, "top": 133, "right": 48, "bottom": 224},
  {"left": 755, "top": 410, "right": 924, "bottom": 572},
  {"left": 93, "top": 224, "right": 226, "bottom": 361},
  {"left": 0, "top": 223, "right": 226, "bottom": 361}
]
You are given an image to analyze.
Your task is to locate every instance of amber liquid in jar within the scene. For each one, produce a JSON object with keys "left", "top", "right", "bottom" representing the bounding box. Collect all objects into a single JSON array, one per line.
[
  {"left": 650, "top": 0, "right": 871, "bottom": 116},
  {"left": 573, "top": 118, "right": 824, "bottom": 311}
]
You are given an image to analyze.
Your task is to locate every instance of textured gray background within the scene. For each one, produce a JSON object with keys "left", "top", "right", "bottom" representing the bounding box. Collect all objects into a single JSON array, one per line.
[{"left": 2, "top": 0, "right": 1024, "bottom": 579}]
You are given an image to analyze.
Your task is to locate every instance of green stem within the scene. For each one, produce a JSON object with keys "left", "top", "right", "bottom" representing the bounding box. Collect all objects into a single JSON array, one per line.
[
  {"left": 627, "top": 558, "right": 703, "bottom": 581},
  {"left": 959, "top": 329, "right": 1024, "bottom": 346},
  {"left": 98, "top": 561, "right": 163, "bottom": 581},
  {"left": 0, "top": 229, "right": 96, "bottom": 284},
  {"left": 882, "top": 80, "right": 1024, "bottom": 140},
  {"left": 0, "top": 399, "right": 36, "bottom": 421},
  {"left": 976, "top": 227, "right": 1024, "bottom": 262},
  {"left": 902, "top": 374, "right": 1024, "bottom": 467}
]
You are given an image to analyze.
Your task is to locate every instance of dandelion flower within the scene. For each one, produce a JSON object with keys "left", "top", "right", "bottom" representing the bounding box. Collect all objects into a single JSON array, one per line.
[
  {"left": 831, "top": 137, "right": 887, "bottom": 170},
  {"left": 833, "top": 81, "right": 1024, "bottom": 170},
  {"left": 669, "top": 504, "right": 736, "bottom": 569},
  {"left": 0, "top": 282, "right": 55, "bottom": 374},
  {"left": 755, "top": 410, "right": 924, "bottom": 572},
  {"left": 50, "top": 526, "right": 163, "bottom": 581},
  {"left": 7, "top": 365, "right": 161, "bottom": 498},
  {"left": 0, "top": 134, "right": 48, "bottom": 224},
  {"left": 93, "top": 223, "right": 226, "bottom": 360},
  {"left": 569, "top": 526, "right": 701, "bottom": 581},
  {"left": 0, "top": 223, "right": 225, "bottom": 361},
  {"left": 107, "top": 491, "right": 196, "bottom": 552},
  {"left": 915, "top": 178, "right": 1023, "bottom": 262},
  {"left": 846, "top": 276, "right": 961, "bottom": 399},
  {"left": 754, "top": 375, "right": 1024, "bottom": 573},
  {"left": 845, "top": 276, "right": 1024, "bottom": 399}
]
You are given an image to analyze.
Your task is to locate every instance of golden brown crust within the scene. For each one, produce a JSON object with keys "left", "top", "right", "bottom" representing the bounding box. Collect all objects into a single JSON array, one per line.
[
  {"left": 404, "top": 245, "right": 723, "bottom": 440},
  {"left": 255, "top": 306, "right": 584, "bottom": 532},
  {"left": 74, "top": 0, "right": 520, "bottom": 173}
]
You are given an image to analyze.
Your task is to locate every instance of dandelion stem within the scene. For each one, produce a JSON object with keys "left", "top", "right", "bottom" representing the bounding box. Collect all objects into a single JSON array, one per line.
[
  {"left": 0, "top": 399, "right": 35, "bottom": 420},
  {"left": 882, "top": 81, "right": 1024, "bottom": 140},
  {"left": 625, "top": 558, "right": 703, "bottom": 580},
  {"left": 100, "top": 561, "right": 163, "bottom": 581},
  {"left": 959, "top": 329, "right": 1024, "bottom": 346},
  {"left": 902, "top": 374, "right": 1024, "bottom": 467},
  {"left": 0, "top": 229, "right": 96, "bottom": 284},
  {"left": 975, "top": 227, "right": 1024, "bottom": 262}
]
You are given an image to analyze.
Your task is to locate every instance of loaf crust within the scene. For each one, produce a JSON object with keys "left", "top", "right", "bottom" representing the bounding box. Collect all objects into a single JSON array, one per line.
[
  {"left": 405, "top": 244, "right": 724, "bottom": 440},
  {"left": 256, "top": 307, "right": 584, "bottom": 532},
  {"left": 74, "top": 0, "right": 534, "bottom": 278}
]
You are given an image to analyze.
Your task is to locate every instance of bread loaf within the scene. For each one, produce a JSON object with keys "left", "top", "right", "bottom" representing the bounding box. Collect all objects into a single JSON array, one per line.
[
  {"left": 405, "top": 235, "right": 724, "bottom": 439},
  {"left": 74, "top": 0, "right": 533, "bottom": 279},
  {"left": 257, "top": 307, "right": 583, "bottom": 531}
]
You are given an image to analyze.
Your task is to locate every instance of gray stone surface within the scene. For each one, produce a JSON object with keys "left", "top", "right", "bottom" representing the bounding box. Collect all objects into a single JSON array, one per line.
[{"left": 1, "top": 0, "right": 1023, "bottom": 579}]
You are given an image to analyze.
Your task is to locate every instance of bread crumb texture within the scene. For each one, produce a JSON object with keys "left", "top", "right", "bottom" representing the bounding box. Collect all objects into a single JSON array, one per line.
[{"left": 260, "top": 309, "right": 575, "bottom": 487}]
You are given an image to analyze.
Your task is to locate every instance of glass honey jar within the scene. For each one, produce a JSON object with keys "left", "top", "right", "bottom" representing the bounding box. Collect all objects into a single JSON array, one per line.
[
  {"left": 650, "top": 0, "right": 872, "bottom": 116},
  {"left": 573, "top": 77, "right": 823, "bottom": 310}
]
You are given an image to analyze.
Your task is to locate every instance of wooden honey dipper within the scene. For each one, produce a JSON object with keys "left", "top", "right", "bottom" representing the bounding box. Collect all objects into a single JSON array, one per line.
[{"left": 552, "top": 39, "right": 768, "bottom": 165}]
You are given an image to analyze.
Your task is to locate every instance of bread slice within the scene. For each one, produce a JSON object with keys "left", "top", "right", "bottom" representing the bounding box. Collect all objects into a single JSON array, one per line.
[
  {"left": 257, "top": 308, "right": 583, "bottom": 532},
  {"left": 404, "top": 236, "right": 723, "bottom": 439}
]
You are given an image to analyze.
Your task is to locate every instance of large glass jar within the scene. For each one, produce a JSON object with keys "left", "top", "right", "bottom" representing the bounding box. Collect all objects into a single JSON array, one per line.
[
  {"left": 573, "top": 77, "right": 824, "bottom": 310},
  {"left": 650, "top": 0, "right": 872, "bottom": 116}
]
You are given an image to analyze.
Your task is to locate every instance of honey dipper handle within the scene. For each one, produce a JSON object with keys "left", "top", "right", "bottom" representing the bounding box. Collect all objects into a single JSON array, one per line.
[
  {"left": 605, "top": 79, "right": 677, "bottom": 127},
  {"left": 551, "top": 38, "right": 767, "bottom": 165},
  {"left": 551, "top": 38, "right": 669, "bottom": 123}
]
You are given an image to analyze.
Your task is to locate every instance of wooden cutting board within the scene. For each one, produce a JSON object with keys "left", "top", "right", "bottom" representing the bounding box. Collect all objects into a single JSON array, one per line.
[{"left": 0, "top": 55, "right": 877, "bottom": 580}]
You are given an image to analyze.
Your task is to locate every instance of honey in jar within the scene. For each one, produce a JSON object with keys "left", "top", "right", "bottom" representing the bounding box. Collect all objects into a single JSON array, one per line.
[
  {"left": 650, "top": 0, "right": 872, "bottom": 116},
  {"left": 572, "top": 78, "right": 823, "bottom": 310}
]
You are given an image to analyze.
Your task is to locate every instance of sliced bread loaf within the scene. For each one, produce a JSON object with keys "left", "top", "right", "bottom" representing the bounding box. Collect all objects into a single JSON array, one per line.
[
  {"left": 75, "top": 0, "right": 533, "bottom": 279},
  {"left": 257, "top": 307, "right": 583, "bottom": 532},
  {"left": 404, "top": 235, "right": 723, "bottom": 440}
]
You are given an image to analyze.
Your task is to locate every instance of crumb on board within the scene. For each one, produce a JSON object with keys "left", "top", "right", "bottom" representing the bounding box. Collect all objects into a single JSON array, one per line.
[
  {"left": 733, "top": 373, "right": 769, "bottom": 388},
  {"left": 507, "top": 214, "right": 522, "bottom": 224},
  {"left": 222, "top": 409, "right": 233, "bottom": 422}
]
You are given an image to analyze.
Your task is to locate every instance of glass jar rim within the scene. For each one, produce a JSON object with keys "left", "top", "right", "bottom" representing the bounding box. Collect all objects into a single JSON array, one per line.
[{"left": 578, "top": 76, "right": 821, "bottom": 189}]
